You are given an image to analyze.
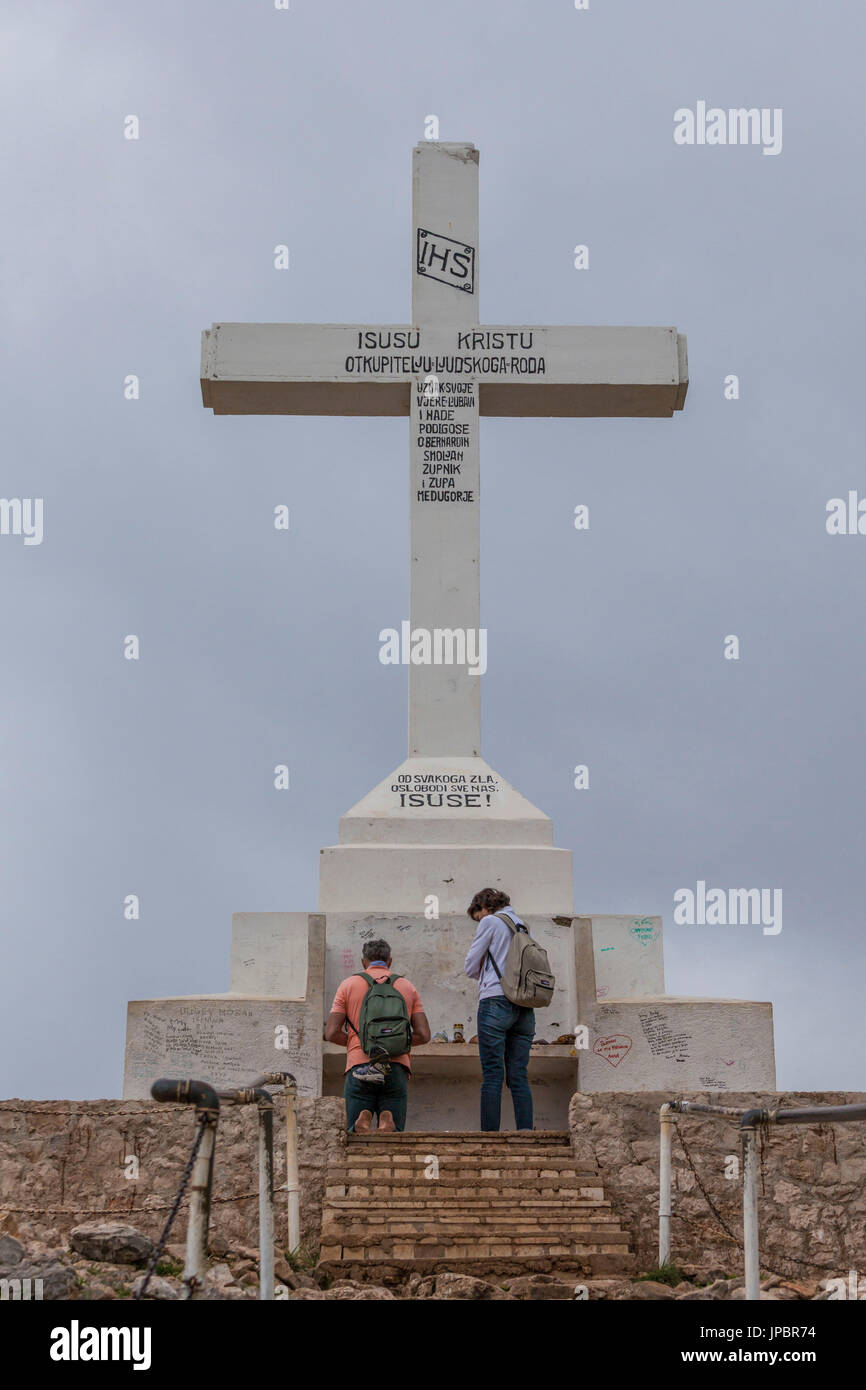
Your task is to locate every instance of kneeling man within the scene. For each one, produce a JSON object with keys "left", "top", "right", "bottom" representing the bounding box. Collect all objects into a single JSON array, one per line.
[{"left": 325, "top": 938, "right": 430, "bottom": 1133}]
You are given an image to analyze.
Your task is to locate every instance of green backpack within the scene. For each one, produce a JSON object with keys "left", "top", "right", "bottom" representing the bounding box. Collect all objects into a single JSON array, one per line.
[{"left": 351, "top": 972, "right": 413, "bottom": 1058}]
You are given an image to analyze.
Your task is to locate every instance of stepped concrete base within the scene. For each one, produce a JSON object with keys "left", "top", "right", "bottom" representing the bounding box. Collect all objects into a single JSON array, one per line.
[
  {"left": 122, "top": 913, "right": 776, "bottom": 1106},
  {"left": 581, "top": 996, "right": 776, "bottom": 1091},
  {"left": 320, "top": 757, "right": 575, "bottom": 915},
  {"left": 122, "top": 914, "right": 325, "bottom": 1099},
  {"left": 318, "top": 844, "right": 574, "bottom": 915}
]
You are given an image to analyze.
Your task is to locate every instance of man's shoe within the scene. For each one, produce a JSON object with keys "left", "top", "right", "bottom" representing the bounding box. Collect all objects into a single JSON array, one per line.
[
  {"left": 351, "top": 1063, "right": 386, "bottom": 1084},
  {"left": 353, "top": 1109, "right": 373, "bottom": 1134},
  {"left": 377, "top": 1110, "right": 396, "bottom": 1133}
]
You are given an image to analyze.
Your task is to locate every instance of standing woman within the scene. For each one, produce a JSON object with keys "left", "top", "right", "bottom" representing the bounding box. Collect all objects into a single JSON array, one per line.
[{"left": 464, "top": 887, "right": 534, "bottom": 1131}]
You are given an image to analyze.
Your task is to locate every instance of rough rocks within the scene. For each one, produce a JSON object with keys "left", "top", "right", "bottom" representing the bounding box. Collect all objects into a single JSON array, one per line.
[
  {"left": 131, "top": 1274, "right": 180, "bottom": 1301},
  {"left": 430, "top": 1272, "right": 514, "bottom": 1300},
  {"left": 503, "top": 1275, "right": 576, "bottom": 1300},
  {"left": 0, "top": 1235, "right": 24, "bottom": 1265},
  {"left": 68, "top": 1222, "right": 154, "bottom": 1267}
]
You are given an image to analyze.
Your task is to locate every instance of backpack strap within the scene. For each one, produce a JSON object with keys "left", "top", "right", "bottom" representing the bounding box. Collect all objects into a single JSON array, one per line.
[
  {"left": 485, "top": 951, "right": 503, "bottom": 980},
  {"left": 345, "top": 972, "right": 376, "bottom": 1037},
  {"left": 484, "top": 912, "right": 518, "bottom": 979}
]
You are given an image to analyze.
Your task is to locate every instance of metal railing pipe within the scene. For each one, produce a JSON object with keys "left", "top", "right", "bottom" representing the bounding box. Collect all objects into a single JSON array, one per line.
[
  {"left": 257, "top": 1099, "right": 276, "bottom": 1300},
  {"left": 741, "top": 1120, "right": 761, "bottom": 1302},
  {"left": 150, "top": 1079, "right": 220, "bottom": 1300},
  {"left": 247, "top": 1071, "right": 300, "bottom": 1253},
  {"left": 658, "top": 1104, "right": 673, "bottom": 1267}
]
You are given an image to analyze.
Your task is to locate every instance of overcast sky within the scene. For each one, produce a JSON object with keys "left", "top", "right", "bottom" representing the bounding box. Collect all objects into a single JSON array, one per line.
[{"left": 1, "top": 1, "right": 863, "bottom": 1098}]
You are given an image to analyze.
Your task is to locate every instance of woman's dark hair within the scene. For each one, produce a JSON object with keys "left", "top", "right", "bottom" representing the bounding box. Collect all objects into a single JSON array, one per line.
[{"left": 466, "top": 887, "right": 510, "bottom": 919}]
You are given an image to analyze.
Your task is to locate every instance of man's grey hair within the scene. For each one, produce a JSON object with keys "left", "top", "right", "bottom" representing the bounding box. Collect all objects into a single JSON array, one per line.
[{"left": 361, "top": 938, "right": 392, "bottom": 965}]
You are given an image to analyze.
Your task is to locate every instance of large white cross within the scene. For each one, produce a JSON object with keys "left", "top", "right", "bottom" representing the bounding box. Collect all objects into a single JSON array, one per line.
[{"left": 201, "top": 142, "right": 687, "bottom": 760}]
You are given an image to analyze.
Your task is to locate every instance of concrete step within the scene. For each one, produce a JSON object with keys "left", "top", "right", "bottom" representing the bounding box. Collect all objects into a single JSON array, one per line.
[
  {"left": 329, "top": 1169, "right": 601, "bottom": 1187},
  {"left": 324, "top": 1205, "right": 624, "bottom": 1222},
  {"left": 343, "top": 1145, "right": 575, "bottom": 1156},
  {"left": 347, "top": 1131, "right": 572, "bottom": 1144},
  {"left": 330, "top": 1179, "right": 606, "bottom": 1198},
  {"left": 320, "top": 1234, "right": 631, "bottom": 1258},
  {"left": 325, "top": 1197, "right": 613, "bottom": 1212},
  {"left": 318, "top": 1252, "right": 636, "bottom": 1280},
  {"left": 345, "top": 1140, "right": 577, "bottom": 1154},
  {"left": 324, "top": 1223, "right": 622, "bottom": 1240},
  {"left": 323, "top": 1220, "right": 627, "bottom": 1241},
  {"left": 333, "top": 1161, "right": 593, "bottom": 1177}
]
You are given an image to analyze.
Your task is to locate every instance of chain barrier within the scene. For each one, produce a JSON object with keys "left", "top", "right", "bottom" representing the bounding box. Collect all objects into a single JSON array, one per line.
[
  {"left": 673, "top": 1118, "right": 840, "bottom": 1282},
  {"left": 0, "top": 1108, "right": 182, "bottom": 1118},
  {"left": 0, "top": 1191, "right": 266, "bottom": 1217},
  {"left": 135, "top": 1114, "right": 207, "bottom": 1301}
]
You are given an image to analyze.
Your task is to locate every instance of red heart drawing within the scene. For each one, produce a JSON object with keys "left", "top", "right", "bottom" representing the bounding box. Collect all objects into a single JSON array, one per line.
[{"left": 593, "top": 1034, "right": 633, "bottom": 1067}]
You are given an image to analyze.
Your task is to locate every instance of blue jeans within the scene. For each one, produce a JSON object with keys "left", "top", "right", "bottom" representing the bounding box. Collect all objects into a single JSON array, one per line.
[
  {"left": 477, "top": 996, "right": 535, "bottom": 1131},
  {"left": 344, "top": 1063, "right": 409, "bottom": 1131}
]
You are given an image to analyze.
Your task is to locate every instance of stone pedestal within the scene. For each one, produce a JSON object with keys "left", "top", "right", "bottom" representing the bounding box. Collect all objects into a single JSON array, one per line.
[
  {"left": 580, "top": 997, "right": 776, "bottom": 1092},
  {"left": 123, "top": 815, "right": 776, "bottom": 1116},
  {"left": 318, "top": 756, "right": 574, "bottom": 915},
  {"left": 122, "top": 914, "right": 324, "bottom": 1099}
]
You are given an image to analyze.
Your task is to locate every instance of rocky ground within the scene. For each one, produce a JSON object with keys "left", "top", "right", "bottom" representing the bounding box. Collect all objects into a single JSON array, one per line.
[{"left": 0, "top": 1224, "right": 853, "bottom": 1301}]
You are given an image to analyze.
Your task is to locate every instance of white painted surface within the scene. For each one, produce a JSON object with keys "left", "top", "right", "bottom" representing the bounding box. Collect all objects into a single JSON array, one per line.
[
  {"left": 318, "top": 844, "right": 575, "bottom": 915},
  {"left": 580, "top": 997, "right": 776, "bottom": 1092},
  {"left": 579, "top": 914, "right": 666, "bottom": 1000},
  {"left": 201, "top": 324, "right": 683, "bottom": 389},
  {"left": 123, "top": 996, "right": 322, "bottom": 1099},
  {"left": 337, "top": 756, "right": 554, "bottom": 845},
  {"left": 410, "top": 144, "right": 480, "bottom": 756},
  {"left": 229, "top": 912, "right": 316, "bottom": 996},
  {"left": 323, "top": 911, "right": 578, "bottom": 1047},
  {"left": 122, "top": 915, "right": 324, "bottom": 1099}
]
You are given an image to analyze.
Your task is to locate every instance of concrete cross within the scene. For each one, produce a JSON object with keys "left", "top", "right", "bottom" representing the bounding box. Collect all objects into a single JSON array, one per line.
[{"left": 201, "top": 142, "right": 687, "bottom": 760}]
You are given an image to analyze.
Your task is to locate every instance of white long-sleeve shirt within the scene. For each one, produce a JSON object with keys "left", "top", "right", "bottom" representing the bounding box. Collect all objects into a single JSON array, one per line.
[{"left": 464, "top": 906, "right": 525, "bottom": 1001}]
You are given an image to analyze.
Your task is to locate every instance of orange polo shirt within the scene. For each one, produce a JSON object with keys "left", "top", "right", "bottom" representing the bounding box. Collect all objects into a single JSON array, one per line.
[{"left": 331, "top": 967, "right": 424, "bottom": 1072}]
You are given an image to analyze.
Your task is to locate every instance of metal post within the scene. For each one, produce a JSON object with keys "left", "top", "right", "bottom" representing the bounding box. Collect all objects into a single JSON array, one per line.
[
  {"left": 150, "top": 1079, "right": 220, "bottom": 1303},
  {"left": 285, "top": 1080, "right": 300, "bottom": 1253},
  {"left": 741, "top": 1123, "right": 761, "bottom": 1301},
  {"left": 248, "top": 1071, "right": 300, "bottom": 1256},
  {"left": 659, "top": 1104, "right": 673, "bottom": 1267},
  {"left": 258, "top": 1101, "right": 276, "bottom": 1301},
  {"left": 183, "top": 1111, "right": 218, "bottom": 1299}
]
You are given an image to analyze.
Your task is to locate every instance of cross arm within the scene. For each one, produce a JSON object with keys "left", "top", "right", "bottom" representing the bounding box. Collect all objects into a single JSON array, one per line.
[{"left": 201, "top": 322, "right": 688, "bottom": 418}]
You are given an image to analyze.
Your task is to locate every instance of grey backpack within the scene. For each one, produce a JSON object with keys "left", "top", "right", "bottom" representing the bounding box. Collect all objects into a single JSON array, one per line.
[{"left": 486, "top": 912, "right": 555, "bottom": 1008}]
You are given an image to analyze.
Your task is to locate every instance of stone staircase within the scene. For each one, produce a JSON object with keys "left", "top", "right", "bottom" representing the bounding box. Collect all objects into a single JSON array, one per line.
[{"left": 318, "top": 1131, "right": 634, "bottom": 1279}]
